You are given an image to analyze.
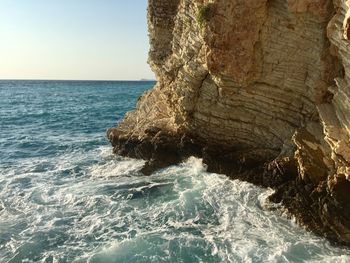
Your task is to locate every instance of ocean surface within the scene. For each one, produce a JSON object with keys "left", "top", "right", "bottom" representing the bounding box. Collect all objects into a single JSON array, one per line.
[{"left": 0, "top": 80, "right": 350, "bottom": 263}]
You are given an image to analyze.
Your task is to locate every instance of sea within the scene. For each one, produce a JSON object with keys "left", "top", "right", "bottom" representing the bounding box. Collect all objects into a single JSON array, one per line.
[{"left": 1, "top": 80, "right": 350, "bottom": 263}]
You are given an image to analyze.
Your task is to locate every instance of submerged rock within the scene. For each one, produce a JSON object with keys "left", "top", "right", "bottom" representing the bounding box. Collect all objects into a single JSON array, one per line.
[{"left": 108, "top": 0, "right": 350, "bottom": 245}]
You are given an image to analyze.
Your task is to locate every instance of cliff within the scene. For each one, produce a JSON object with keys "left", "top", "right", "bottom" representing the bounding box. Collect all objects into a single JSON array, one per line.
[{"left": 108, "top": 0, "right": 350, "bottom": 244}]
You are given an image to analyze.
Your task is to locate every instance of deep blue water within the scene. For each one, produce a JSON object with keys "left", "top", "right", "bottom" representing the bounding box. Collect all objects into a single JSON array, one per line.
[{"left": 0, "top": 80, "right": 350, "bottom": 263}]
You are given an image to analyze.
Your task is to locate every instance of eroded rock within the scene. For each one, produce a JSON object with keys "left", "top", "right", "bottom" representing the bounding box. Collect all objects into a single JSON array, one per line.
[{"left": 108, "top": 0, "right": 350, "bottom": 245}]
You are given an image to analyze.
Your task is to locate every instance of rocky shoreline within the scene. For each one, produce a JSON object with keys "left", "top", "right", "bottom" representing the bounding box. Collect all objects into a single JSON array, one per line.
[
  {"left": 108, "top": 0, "right": 350, "bottom": 245},
  {"left": 107, "top": 127, "right": 350, "bottom": 245}
]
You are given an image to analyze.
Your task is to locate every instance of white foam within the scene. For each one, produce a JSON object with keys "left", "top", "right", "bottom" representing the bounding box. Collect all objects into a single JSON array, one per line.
[
  {"left": 89, "top": 157, "right": 144, "bottom": 178},
  {"left": 2, "top": 154, "right": 350, "bottom": 262}
]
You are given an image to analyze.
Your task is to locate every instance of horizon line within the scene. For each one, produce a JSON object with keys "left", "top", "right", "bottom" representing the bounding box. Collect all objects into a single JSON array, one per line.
[{"left": 0, "top": 78, "right": 157, "bottom": 82}]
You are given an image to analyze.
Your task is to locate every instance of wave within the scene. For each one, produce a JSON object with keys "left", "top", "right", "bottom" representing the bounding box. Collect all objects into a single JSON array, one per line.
[{"left": 1, "top": 147, "right": 350, "bottom": 262}]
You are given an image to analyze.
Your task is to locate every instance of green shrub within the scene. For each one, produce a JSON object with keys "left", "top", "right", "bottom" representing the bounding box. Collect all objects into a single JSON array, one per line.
[{"left": 196, "top": 4, "right": 213, "bottom": 28}]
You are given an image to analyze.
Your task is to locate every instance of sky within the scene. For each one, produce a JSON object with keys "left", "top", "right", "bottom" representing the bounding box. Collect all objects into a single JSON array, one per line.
[{"left": 0, "top": 0, "right": 155, "bottom": 80}]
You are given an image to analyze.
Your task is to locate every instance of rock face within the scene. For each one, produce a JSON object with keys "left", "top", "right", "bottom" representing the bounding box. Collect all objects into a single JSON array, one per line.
[{"left": 108, "top": 0, "right": 350, "bottom": 244}]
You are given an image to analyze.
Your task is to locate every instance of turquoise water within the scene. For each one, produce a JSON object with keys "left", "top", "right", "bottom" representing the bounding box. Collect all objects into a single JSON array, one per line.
[{"left": 0, "top": 80, "right": 350, "bottom": 263}]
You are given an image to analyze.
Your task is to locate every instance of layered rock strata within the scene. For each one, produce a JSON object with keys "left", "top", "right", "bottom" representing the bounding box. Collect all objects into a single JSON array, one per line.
[{"left": 108, "top": 0, "right": 350, "bottom": 244}]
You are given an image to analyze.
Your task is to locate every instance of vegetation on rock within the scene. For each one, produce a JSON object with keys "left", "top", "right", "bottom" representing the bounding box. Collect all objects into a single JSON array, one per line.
[{"left": 196, "top": 4, "right": 213, "bottom": 28}]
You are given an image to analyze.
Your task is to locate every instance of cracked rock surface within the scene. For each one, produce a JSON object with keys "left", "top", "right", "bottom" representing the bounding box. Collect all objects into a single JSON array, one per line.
[{"left": 108, "top": 0, "right": 350, "bottom": 244}]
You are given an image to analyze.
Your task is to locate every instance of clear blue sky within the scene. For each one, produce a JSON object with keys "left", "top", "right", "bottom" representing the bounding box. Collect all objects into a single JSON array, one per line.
[{"left": 0, "top": 0, "right": 155, "bottom": 80}]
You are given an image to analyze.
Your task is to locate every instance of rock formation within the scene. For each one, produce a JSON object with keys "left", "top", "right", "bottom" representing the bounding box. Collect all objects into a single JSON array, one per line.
[{"left": 108, "top": 0, "right": 350, "bottom": 244}]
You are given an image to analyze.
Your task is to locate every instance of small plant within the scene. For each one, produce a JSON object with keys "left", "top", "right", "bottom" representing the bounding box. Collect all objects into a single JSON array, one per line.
[{"left": 196, "top": 4, "right": 213, "bottom": 29}]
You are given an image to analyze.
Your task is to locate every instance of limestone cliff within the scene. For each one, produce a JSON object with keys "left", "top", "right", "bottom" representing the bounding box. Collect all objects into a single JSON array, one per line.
[{"left": 108, "top": 0, "right": 350, "bottom": 244}]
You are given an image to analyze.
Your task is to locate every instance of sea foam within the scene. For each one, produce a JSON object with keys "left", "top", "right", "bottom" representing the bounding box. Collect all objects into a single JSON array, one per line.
[{"left": 1, "top": 80, "right": 350, "bottom": 262}]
